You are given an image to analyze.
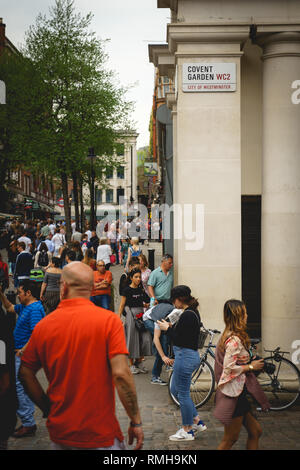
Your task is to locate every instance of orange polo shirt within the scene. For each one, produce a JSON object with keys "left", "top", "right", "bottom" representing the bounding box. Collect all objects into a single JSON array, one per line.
[
  {"left": 91, "top": 270, "right": 112, "bottom": 297},
  {"left": 21, "top": 298, "right": 128, "bottom": 448}
]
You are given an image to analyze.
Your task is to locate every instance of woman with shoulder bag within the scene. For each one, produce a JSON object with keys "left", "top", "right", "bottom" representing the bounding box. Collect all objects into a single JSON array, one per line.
[
  {"left": 214, "top": 299, "right": 270, "bottom": 450},
  {"left": 118, "top": 268, "right": 152, "bottom": 375},
  {"left": 157, "top": 285, "right": 207, "bottom": 442}
]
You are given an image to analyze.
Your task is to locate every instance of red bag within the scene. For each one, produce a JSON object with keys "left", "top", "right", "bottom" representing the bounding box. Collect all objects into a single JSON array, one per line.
[{"left": 110, "top": 254, "right": 116, "bottom": 264}]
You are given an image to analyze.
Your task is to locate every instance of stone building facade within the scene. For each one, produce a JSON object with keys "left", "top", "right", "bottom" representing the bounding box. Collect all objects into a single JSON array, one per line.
[{"left": 149, "top": 0, "right": 300, "bottom": 353}]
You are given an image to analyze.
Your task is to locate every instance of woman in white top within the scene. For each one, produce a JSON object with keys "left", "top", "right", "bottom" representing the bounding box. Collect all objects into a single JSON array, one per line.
[
  {"left": 96, "top": 238, "right": 112, "bottom": 270},
  {"left": 52, "top": 228, "right": 66, "bottom": 256}
]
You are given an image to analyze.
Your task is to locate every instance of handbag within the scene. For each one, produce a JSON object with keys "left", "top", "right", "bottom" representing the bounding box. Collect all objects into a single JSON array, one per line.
[{"left": 131, "top": 310, "right": 146, "bottom": 332}]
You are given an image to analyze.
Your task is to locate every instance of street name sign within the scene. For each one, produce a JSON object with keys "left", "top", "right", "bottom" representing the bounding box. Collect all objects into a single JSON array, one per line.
[{"left": 182, "top": 63, "right": 236, "bottom": 92}]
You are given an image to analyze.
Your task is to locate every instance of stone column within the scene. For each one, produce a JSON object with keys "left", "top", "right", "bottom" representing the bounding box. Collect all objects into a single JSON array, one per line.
[
  {"left": 167, "top": 24, "right": 249, "bottom": 331},
  {"left": 258, "top": 32, "right": 300, "bottom": 351}
]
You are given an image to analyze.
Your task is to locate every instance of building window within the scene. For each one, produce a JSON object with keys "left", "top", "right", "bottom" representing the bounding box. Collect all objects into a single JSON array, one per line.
[
  {"left": 117, "top": 166, "right": 124, "bottom": 179},
  {"left": 117, "top": 188, "right": 124, "bottom": 204},
  {"left": 115, "top": 143, "right": 125, "bottom": 156},
  {"left": 106, "top": 189, "right": 113, "bottom": 203},
  {"left": 96, "top": 189, "right": 102, "bottom": 203},
  {"left": 106, "top": 168, "right": 113, "bottom": 179}
]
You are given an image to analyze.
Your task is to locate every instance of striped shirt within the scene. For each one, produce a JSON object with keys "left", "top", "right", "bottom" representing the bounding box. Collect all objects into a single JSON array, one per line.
[{"left": 14, "top": 301, "right": 45, "bottom": 349}]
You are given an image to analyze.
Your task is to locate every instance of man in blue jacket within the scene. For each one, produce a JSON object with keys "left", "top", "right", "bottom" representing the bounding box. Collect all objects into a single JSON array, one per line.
[{"left": 14, "top": 242, "right": 34, "bottom": 287}]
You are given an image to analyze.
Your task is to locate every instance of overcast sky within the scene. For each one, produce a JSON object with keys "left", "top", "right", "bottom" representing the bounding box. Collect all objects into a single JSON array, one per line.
[{"left": 2, "top": 0, "right": 169, "bottom": 149}]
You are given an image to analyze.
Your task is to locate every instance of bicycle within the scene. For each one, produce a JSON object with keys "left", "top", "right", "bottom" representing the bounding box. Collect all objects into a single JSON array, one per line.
[
  {"left": 250, "top": 340, "right": 300, "bottom": 411},
  {"left": 168, "top": 327, "right": 220, "bottom": 409}
]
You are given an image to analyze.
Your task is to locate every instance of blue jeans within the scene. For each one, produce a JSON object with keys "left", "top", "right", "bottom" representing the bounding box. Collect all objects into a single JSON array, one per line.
[
  {"left": 15, "top": 355, "right": 36, "bottom": 427},
  {"left": 170, "top": 346, "right": 200, "bottom": 426},
  {"left": 144, "top": 319, "right": 168, "bottom": 378},
  {"left": 110, "top": 242, "right": 119, "bottom": 264},
  {"left": 90, "top": 294, "right": 110, "bottom": 310}
]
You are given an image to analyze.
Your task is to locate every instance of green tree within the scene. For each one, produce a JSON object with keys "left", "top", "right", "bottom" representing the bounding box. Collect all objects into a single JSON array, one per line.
[{"left": 22, "top": 0, "right": 133, "bottom": 237}]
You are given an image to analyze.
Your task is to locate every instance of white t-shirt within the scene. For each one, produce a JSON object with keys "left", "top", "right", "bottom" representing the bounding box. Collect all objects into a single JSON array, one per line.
[
  {"left": 18, "top": 236, "right": 32, "bottom": 252},
  {"left": 85, "top": 230, "right": 92, "bottom": 242},
  {"left": 96, "top": 244, "right": 112, "bottom": 265},
  {"left": 52, "top": 233, "right": 65, "bottom": 254}
]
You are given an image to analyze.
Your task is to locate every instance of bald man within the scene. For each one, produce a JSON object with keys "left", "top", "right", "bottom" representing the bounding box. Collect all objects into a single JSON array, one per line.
[{"left": 19, "top": 262, "right": 144, "bottom": 450}]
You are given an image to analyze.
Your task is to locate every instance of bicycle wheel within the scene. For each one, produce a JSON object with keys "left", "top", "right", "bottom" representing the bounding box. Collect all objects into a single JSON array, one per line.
[
  {"left": 256, "top": 357, "right": 300, "bottom": 411},
  {"left": 168, "top": 359, "right": 215, "bottom": 409}
]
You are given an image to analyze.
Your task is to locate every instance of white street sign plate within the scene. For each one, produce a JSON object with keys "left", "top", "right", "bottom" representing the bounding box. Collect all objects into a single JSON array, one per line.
[{"left": 182, "top": 63, "right": 236, "bottom": 92}]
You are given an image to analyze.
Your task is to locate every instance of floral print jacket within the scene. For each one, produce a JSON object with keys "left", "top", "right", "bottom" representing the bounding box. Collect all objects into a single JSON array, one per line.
[{"left": 218, "top": 335, "right": 250, "bottom": 397}]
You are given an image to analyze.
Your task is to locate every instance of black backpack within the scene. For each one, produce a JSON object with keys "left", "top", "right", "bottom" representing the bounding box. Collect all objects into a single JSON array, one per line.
[{"left": 38, "top": 251, "right": 49, "bottom": 267}]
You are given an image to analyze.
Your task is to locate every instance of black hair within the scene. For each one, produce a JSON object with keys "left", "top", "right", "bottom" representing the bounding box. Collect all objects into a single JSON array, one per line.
[
  {"left": 19, "top": 279, "right": 41, "bottom": 300},
  {"left": 51, "top": 257, "right": 62, "bottom": 268},
  {"left": 170, "top": 285, "right": 199, "bottom": 311},
  {"left": 129, "top": 267, "right": 141, "bottom": 279},
  {"left": 128, "top": 256, "right": 140, "bottom": 267},
  {"left": 66, "top": 250, "right": 76, "bottom": 262}
]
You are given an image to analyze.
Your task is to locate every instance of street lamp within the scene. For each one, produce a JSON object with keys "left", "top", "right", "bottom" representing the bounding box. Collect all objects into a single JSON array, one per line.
[{"left": 87, "top": 147, "right": 96, "bottom": 230}]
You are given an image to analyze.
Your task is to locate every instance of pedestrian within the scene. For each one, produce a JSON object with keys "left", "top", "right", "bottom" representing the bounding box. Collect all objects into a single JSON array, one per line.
[
  {"left": 34, "top": 242, "right": 52, "bottom": 271},
  {"left": 19, "top": 262, "right": 144, "bottom": 450},
  {"left": 17, "top": 229, "right": 32, "bottom": 253},
  {"left": 65, "top": 250, "right": 77, "bottom": 264},
  {"left": 120, "top": 237, "right": 130, "bottom": 267},
  {"left": 7, "top": 240, "right": 18, "bottom": 283},
  {"left": 96, "top": 238, "right": 112, "bottom": 270},
  {"left": 157, "top": 285, "right": 207, "bottom": 441},
  {"left": 80, "top": 233, "right": 89, "bottom": 256},
  {"left": 125, "top": 237, "right": 142, "bottom": 271},
  {"left": 107, "top": 225, "right": 119, "bottom": 265},
  {"left": 214, "top": 299, "right": 270, "bottom": 450},
  {"left": 89, "top": 230, "right": 99, "bottom": 256},
  {"left": 0, "top": 301, "right": 18, "bottom": 450},
  {"left": 118, "top": 268, "right": 152, "bottom": 375},
  {"left": 14, "top": 242, "right": 34, "bottom": 287},
  {"left": 119, "top": 257, "right": 141, "bottom": 297},
  {"left": 82, "top": 248, "right": 97, "bottom": 271},
  {"left": 147, "top": 254, "right": 174, "bottom": 305},
  {"left": 71, "top": 227, "right": 83, "bottom": 244},
  {"left": 90, "top": 260, "right": 113, "bottom": 309},
  {"left": 52, "top": 228, "right": 65, "bottom": 257},
  {"left": 0, "top": 253, "right": 9, "bottom": 293},
  {"left": 143, "top": 302, "right": 174, "bottom": 386},
  {"left": 40, "top": 257, "right": 62, "bottom": 315},
  {"left": 0, "top": 280, "right": 45, "bottom": 438},
  {"left": 138, "top": 254, "right": 151, "bottom": 296},
  {"left": 71, "top": 241, "right": 84, "bottom": 261}
]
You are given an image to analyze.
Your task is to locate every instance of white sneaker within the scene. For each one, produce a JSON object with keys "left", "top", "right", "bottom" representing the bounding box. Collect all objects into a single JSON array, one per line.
[
  {"left": 169, "top": 428, "right": 195, "bottom": 441},
  {"left": 130, "top": 365, "right": 140, "bottom": 375},
  {"left": 192, "top": 419, "right": 207, "bottom": 433},
  {"left": 136, "top": 364, "right": 148, "bottom": 374}
]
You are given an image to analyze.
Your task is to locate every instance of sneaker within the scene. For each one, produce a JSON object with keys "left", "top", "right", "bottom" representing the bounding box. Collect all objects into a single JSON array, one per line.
[
  {"left": 151, "top": 377, "right": 168, "bottom": 385},
  {"left": 130, "top": 365, "right": 140, "bottom": 375},
  {"left": 192, "top": 419, "right": 207, "bottom": 434},
  {"left": 136, "top": 364, "right": 148, "bottom": 374},
  {"left": 12, "top": 425, "right": 37, "bottom": 438},
  {"left": 169, "top": 428, "right": 195, "bottom": 441}
]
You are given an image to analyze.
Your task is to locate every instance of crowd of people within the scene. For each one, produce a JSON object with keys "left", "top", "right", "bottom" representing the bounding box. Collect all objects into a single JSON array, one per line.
[{"left": 0, "top": 216, "right": 270, "bottom": 451}]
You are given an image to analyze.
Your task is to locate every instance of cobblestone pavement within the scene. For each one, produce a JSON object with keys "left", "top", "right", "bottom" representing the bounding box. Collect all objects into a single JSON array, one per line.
[{"left": 3, "top": 244, "right": 300, "bottom": 451}]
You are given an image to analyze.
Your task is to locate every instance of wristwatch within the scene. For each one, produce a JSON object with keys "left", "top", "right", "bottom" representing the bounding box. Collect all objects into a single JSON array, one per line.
[
  {"left": 249, "top": 364, "right": 254, "bottom": 371},
  {"left": 130, "top": 422, "right": 142, "bottom": 428}
]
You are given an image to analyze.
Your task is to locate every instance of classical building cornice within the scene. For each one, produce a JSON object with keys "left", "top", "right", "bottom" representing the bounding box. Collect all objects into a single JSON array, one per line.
[
  {"left": 157, "top": 0, "right": 177, "bottom": 11},
  {"left": 167, "top": 23, "right": 250, "bottom": 54},
  {"left": 148, "top": 44, "right": 175, "bottom": 77}
]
